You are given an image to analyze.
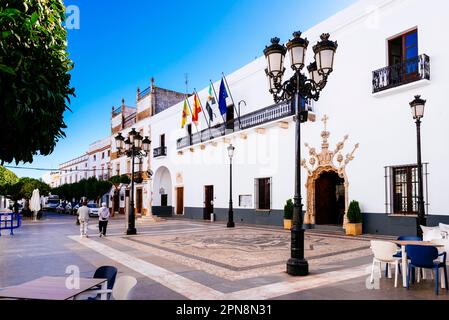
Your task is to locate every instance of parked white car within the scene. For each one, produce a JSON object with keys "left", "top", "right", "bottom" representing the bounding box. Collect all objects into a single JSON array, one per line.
[{"left": 88, "top": 203, "right": 99, "bottom": 217}]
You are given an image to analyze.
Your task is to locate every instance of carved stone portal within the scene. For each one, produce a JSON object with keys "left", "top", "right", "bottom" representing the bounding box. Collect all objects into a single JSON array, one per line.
[{"left": 301, "top": 115, "right": 359, "bottom": 229}]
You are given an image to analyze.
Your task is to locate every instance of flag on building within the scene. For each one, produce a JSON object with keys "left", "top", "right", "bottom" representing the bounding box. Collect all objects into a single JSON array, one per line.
[
  {"left": 208, "top": 84, "right": 216, "bottom": 104},
  {"left": 205, "top": 100, "right": 214, "bottom": 122},
  {"left": 218, "top": 79, "right": 228, "bottom": 116},
  {"left": 181, "top": 99, "right": 190, "bottom": 128},
  {"left": 192, "top": 94, "right": 202, "bottom": 124}
]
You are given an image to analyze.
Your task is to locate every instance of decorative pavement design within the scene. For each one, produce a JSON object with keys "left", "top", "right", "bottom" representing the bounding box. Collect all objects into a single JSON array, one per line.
[{"left": 112, "top": 227, "right": 372, "bottom": 280}]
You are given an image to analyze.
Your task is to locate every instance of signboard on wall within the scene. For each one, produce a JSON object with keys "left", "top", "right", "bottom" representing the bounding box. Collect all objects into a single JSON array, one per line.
[{"left": 239, "top": 195, "right": 253, "bottom": 208}]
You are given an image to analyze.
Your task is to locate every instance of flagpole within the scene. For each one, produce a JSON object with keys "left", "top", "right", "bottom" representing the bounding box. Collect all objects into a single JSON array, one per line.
[
  {"left": 185, "top": 95, "right": 202, "bottom": 143},
  {"left": 210, "top": 80, "right": 227, "bottom": 136},
  {"left": 222, "top": 72, "right": 242, "bottom": 130},
  {"left": 194, "top": 89, "right": 213, "bottom": 140}
]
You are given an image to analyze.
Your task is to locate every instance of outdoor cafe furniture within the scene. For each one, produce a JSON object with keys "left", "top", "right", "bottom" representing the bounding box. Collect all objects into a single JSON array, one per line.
[
  {"left": 391, "top": 240, "right": 445, "bottom": 288},
  {"left": 88, "top": 266, "right": 118, "bottom": 300},
  {"left": 87, "top": 275, "right": 137, "bottom": 300},
  {"left": 370, "top": 240, "right": 400, "bottom": 288},
  {"left": 406, "top": 245, "right": 448, "bottom": 295},
  {"left": 0, "top": 276, "right": 108, "bottom": 300}
]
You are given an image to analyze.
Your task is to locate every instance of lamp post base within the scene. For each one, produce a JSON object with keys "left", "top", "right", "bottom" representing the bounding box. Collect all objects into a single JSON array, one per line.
[
  {"left": 227, "top": 221, "right": 235, "bottom": 228},
  {"left": 287, "top": 258, "right": 309, "bottom": 276},
  {"left": 126, "top": 228, "right": 137, "bottom": 235}
]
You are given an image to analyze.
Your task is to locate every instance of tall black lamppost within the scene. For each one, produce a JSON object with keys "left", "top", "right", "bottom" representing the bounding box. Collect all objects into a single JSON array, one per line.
[
  {"left": 263, "top": 32, "right": 338, "bottom": 276},
  {"left": 115, "top": 128, "right": 151, "bottom": 235},
  {"left": 410, "top": 95, "right": 427, "bottom": 238},
  {"left": 227, "top": 144, "right": 235, "bottom": 228}
]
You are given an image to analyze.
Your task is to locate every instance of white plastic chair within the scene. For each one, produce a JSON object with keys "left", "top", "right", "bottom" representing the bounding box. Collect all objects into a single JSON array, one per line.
[
  {"left": 370, "top": 240, "right": 400, "bottom": 288},
  {"left": 91, "top": 275, "right": 137, "bottom": 300}
]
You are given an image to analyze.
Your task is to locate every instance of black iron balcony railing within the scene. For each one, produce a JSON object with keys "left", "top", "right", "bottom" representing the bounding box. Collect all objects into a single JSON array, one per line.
[
  {"left": 153, "top": 146, "right": 167, "bottom": 158},
  {"left": 177, "top": 101, "right": 297, "bottom": 150},
  {"left": 138, "top": 86, "right": 151, "bottom": 101},
  {"left": 372, "top": 54, "right": 430, "bottom": 93}
]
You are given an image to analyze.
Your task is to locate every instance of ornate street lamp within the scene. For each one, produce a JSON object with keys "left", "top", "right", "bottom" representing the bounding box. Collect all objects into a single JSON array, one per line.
[
  {"left": 227, "top": 144, "right": 235, "bottom": 228},
  {"left": 410, "top": 95, "right": 427, "bottom": 237},
  {"left": 264, "top": 31, "right": 338, "bottom": 276},
  {"left": 115, "top": 128, "right": 151, "bottom": 235}
]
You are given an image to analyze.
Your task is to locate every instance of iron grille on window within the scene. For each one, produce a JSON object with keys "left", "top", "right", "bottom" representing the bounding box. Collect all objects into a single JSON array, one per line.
[{"left": 384, "top": 164, "right": 429, "bottom": 215}]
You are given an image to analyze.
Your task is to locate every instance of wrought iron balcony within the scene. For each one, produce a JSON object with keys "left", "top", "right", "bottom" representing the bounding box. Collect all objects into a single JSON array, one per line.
[
  {"left": 153, "top": 146, "right": 167, "bottom": 158},
  {"left": 137, "top": 86, "right": 151, "bottom": 101},
  {"left": 372, "top": 54, "right": 430, "bottom": 93},
  {"left": 177, "top": 101, "right": 298, "bottom": 149}
]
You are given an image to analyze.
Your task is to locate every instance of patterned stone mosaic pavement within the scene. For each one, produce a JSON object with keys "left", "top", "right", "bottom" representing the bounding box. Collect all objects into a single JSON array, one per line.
[{"left": 2, "top": 214, "right": 449, "bottom": 300}]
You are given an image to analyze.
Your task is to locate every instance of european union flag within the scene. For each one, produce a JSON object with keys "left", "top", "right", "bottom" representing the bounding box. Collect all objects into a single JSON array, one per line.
[{"left": 218, "top": 79, "right": 228, "bottom": 116}]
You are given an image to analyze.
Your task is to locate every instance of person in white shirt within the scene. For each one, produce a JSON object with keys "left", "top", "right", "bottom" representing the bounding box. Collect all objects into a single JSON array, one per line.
[
  {"left": 98, "top": 202, "right": 110, "bottom": 237},
  {"left": 77, "top": 200, "right": 90, "bottom": 238}
]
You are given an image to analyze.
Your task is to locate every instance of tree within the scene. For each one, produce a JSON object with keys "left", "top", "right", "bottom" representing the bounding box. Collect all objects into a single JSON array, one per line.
[
  {"left": 1, "top": 177, "right": 50, "bottom": 201},
  {"left": 0, "top": 0, "right": 75, "bottom": 164},
  {"left": 52, "top": 178, "right": 112, "bottom": 203},
  {"left": 0, "top": 165, "right": 18, "bottom": 186}
]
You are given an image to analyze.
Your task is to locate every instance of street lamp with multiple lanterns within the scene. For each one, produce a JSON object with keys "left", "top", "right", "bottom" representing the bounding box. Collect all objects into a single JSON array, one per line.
[
  {"left": 115, "top": 128, "right": 151, "bottom": 235},
  {"left": 227, "top": 144, "right": 236, "bottom": 228},
  {"left": 263, "top": 31, "right": 338, "bottom": 276},
  {"left": 409, "top": 95, "right": 427, "bottom": 237}
]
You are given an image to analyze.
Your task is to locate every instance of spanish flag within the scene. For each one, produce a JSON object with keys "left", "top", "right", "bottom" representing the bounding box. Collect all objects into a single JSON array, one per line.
[
  {"left": 181, "top": 99, "right": 190, "bottom": 128},
  {"left": 192, "top": 94, "right": 202, "bottom": 124}
]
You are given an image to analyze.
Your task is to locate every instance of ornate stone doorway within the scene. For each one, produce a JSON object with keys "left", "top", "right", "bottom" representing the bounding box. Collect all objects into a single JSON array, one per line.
[
  {"left": 315, "top": 171, "right": 345, "bottom": 226},
  {"left": 302, "top": 115, "right": 359, "bottom": 229}
]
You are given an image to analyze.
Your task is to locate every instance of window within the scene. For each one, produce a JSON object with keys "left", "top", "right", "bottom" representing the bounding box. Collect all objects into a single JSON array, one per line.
[
  {"left": 116, "top": 163, "right": 120, "bottom": 176},
  {"left": 160, "top": 134, "right": 165, "bottom": 148},
  {"left": 255, "top": 178, "right": 271, "bottom": 210},
  {"left": 127, "top": 160, "right": 131, "bottom": 174},
  {"left": 108, "top": 150, "right": 111, "bottom": 157},
  {"left": 385, "top": 164, "right": 428, "bottom": 215},
  {"left": 102, "top": 152, "right": 105, "bottom": 159},
  {"left": 389, "top": 29, "right": 418, "bottom": 65},
  {"left": 94, "top": 155, "right": 97, "bottom": 161}
]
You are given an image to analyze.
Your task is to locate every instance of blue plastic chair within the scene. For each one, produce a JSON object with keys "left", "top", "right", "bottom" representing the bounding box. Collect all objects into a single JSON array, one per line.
[
  {"left": 89, "top": 266, "right": 118, "bottom": 300},
  {"left": 384, "top": 236, "right": 422, "bottom": 277},
  {"left": 406, "top": 245, "right": 448, "bottom": 295},
  {"left": 393, "top": 236, "right": 422, "bottom": 258}
]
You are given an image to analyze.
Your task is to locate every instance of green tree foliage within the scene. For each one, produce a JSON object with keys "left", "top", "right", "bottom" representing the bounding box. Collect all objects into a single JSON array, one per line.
[
  {"left": 347, "top": 200, "right": 362, "bottom": 224},
  {"left": 0, "top": 0, "right": 75, "bottom": 164},
  {"left": 1, "top": 177, "right": 50, "bottom": 201},
  {"left": 0, "top": 165, "right": 18, "bottom": 186},
  {"left": 52, "top": 178, "right": 112, "bottom": 202},
  {"left": 109, "top": 174, "right": 131, "bottom": 187}
]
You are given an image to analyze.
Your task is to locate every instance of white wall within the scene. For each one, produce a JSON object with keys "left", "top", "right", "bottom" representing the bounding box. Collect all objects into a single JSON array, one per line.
[{"left": 150, "top": 0, "right": 449, "bottom": 216}]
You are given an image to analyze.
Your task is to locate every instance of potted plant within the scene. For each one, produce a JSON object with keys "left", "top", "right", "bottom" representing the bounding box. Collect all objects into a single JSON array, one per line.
[
  {"left": 346, "top": 200, "right": 363, "bottom": 236},
  {"left": 284, "top": 199, "right": 293, "bottom": 230}
]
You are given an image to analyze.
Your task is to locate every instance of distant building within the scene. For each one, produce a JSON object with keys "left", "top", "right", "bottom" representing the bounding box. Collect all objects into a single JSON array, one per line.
[{"left": 42, "top": 171, "right": 61, "bottom": 188}]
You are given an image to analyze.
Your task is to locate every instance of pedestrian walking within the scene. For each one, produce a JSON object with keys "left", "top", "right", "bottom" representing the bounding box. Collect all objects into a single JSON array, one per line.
[
  {"left": 98, "top": 202, "right": 110, "bottom": 237},
  {"left": 77, "top": 200, "right": 90, "bottom": 238}
]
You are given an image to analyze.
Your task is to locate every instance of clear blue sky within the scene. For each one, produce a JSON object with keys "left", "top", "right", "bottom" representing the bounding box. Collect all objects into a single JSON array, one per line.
[{"left": 10, "top": 0, "right": 356, "bottom": 179}]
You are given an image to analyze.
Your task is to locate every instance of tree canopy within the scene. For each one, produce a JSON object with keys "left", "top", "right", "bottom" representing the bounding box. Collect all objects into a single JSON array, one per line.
[
  {"left": 0, "top": 177, "right": 50, "bottom": 201},
  {"left": 0, "top": 0, "right": 75, "bottom": 164},
  {"left": 52, "top": 177, "right": 112, "bottom": 202},
  {"left": 0, "top": 165, "right": 18, "bottom": 186}
]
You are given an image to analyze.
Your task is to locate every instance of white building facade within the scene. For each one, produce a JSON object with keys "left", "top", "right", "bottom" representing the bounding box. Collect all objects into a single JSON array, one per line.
[
  {"left": 57, "top": 0, "right": 449, "bottom": 236},
  {"left": 146, "top": 0, "right": 449, "bottom": 236}
]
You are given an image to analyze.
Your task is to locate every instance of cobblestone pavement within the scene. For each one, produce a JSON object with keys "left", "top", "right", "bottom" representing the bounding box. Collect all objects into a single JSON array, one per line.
[{"left": 1, "top": 213, "right": 448, "bottom": 300}]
